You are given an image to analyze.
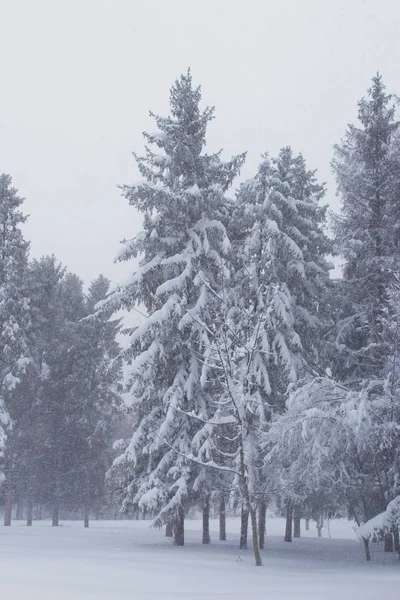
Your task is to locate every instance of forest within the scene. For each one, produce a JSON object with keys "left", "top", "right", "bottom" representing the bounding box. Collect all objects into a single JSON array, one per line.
[{"left": 1, "top": 71, "right": 400, "bottom": 568}]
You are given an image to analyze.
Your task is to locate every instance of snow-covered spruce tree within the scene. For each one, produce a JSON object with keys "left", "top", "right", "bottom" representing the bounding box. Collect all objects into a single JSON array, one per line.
[
  {"left": 72, "top": 275, "right": 123, "bottom": 527},
  {"left": 12, "top": 262, "right": 122, "bottom": 525},
  {"left": 277, "top": 148, "right": 334, "bottom": 374},
  {"left": 224, "top": 149, "right": 332, "bottom": 541},
  {"left": 21, "top": 256, "right": 66, "bottom": 521},
  {"left": 332, "top": 74, "right": 400, "bottom": 384},
  {"left": 0, "top": 175, "right": 31, "bottom": 525},
  {"left": 178, "top": 148, "right": 332, "bottom": 564},
  {"left": 18, "top": 268, "right": 89, "bottom": 524},
  {"left": 109, "top": 71, "right": 245, "bottom": 544},
  {"left": 47, "top": 271, "right": 121, "bottom": 524},
  {"left": 232, "top": 149, "right": 332, "bottom": 416},
  {"left": 37, "top": 271, "right": 87, "bottom": 525}
]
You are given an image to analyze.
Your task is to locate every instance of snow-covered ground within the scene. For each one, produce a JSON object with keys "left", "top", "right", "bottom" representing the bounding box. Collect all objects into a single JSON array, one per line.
[{"left": 0, "top": 517, "right": 398, "bottom": 599}]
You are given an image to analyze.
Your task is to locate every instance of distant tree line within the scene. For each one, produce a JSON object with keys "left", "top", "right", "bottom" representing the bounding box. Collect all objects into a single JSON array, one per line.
[
  {"left": 1, "top": 71, "right": 399, "bottom": 565},
  {"left": 0, "top": 184, "right": 123, "bottom": 525}
]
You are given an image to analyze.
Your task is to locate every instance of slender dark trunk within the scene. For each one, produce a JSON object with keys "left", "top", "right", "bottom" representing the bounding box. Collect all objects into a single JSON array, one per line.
[
  {"left": 174, "top": 507, "right": 184, "bottom": 546},
  {"left": 165, "top": 522, "right": 173, "bottom": 537},
  {"left": 258, "top": 500, "right": 266, "bottom": 549},
  {"left": 52, "top": 502, "right": 59, "bottom": 527},
  {"left": 363, "top": 537, "right": 371, "bottom": 561},
  {"left": 239, "top": 505, "right": 249, "bottom": 549},
  {"left": 249, "top": 505, "right": 262, "bottom": 566},
  {"left": 52, "top": 468, "right": 61, "bottom": 526},
  {"left": 84, "top": 505, "right": 90, "bottom": 528},
  {"left": 16, "top": 502, "right": 23, "bottom": 520},
  {"left": 393, "top": 527, "right": 399, "bottom": 551},
  {"left": 219, "top": 495, "right": 226, "bottom": 541},
  {"left": 3, "top": 494, "right": 12, "bottom": 526},
  {"left": 26, "top": 497, "right": 33, "bottom": 527},
  {"left": 284, "top": 502, "right": 293, "bottom": 542},
  {"left": 202, "top": 497, "right": 210, "bottom": 544},
  {"left": 305, "top": 518, "right": 310, "bottom": 531},
  {"left": 84, "top": 476, "right": 90, "bottom": 528},
  {"left": 293, "top": 506, "right": 301, "bottom": 538},
  {"left": 393, "top": 527, "right": 400, "bottom": 559},
  {"left": 384, "top": 532, "right": 394, "bottom": 552},
  {"left": 3, "top": 456, "right": 13, "bottom": 526}
]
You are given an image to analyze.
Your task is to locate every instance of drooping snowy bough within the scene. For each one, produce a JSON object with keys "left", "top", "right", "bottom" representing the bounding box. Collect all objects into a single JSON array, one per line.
[{"left": 356, "top": 496, "right": 400, "bottom": 561}]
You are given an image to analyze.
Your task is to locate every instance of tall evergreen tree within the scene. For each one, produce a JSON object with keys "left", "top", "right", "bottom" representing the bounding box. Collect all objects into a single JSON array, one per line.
[
  {"left": 11, "top": 261, "right": 122, "bottom": 524},
  {"left": 232, "top": 148, "right": 332, "bottom": 416},
  {"left": 0, "top": 175, "right": 31, "bottom": 523},
  {"left": 332, "top": 74, "right": 400, "bottom": 384},
  {"left": 195, "top": 148, "right": 332, "bottom": 560},
  {"left": 72, "top": 275, "right": 122, "bottom": 526},
  {"left": 40, "top": 270, "right": 86, "bottom": 524},
  {"left": 109, "top": 71, "right": 245, "bottom": 539},
  {"left": 23, "top": 256, "right": 66, "bottom": 518}
]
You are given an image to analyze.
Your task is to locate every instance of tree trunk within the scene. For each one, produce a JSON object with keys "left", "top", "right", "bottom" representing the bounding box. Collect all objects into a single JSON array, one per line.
[
  {"left": 393, "top": 527, "right": 400, "bottom": 560},
  {"left": 26, "top": 497, "right": 33, "bottom": 527},
  {"left": 3, "top": 494, "right": 12, "bottom": 526},
  {"left": 165, "top": 522, "right": 173, "bottom": 537},
  {"left": 52, "top": 502, "right": 59, "bottom": 527},
  {"left": 384, "top": 532, "right": 394, "bottom": 552},
  {"left": 363, "top": 537, "right": 371, "bottom": 561},
  {"left": 3, "top": 458, "right": 13, "bottom": 526},
  {"left": 16, "top": 502, "right": 23, "bottom": 520},
  {"left": 393, "top": 527, "right": 399, "bottom": 551},
  {"left": 52, "top": 473, "right": 61, "bottom": 526},
  {"left": 84, "top": 505, "right": 90, "bottom": 528},
  {"left": 258, "top": 500, "right": 266, "bottom": 549},
  {"left": 305, "top": 518, "right": 310, "bottom": 531},
  {"left": 174, "top": 507, "right": 184, "bottom": 546},
  {"left": 219, "top": 495, "right": 226, "bottom": 541},
  {"left": 284, "top": 502, "right": 293, "bottom": 542},
  {"left": 293, "top": 506, "right": 301, "bottom": 538},
  {"left": 317, "top": 514, "right": 324, "bottom": 537},
  {"left": 202, "top": 497, "right": 210, "bottom": 544},
  {"left": 239, "top": 505, "right": 249, "bottom": 549},
  {"left": 84, "top": 477, "right": 90, "bottom": 528},
  {"left": 249, "top": 505, "right": 262, "bottom": 566}
]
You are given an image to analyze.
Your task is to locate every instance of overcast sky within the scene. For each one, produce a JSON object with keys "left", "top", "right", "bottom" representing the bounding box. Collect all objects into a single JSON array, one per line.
[{"left": 1, "top": 0, "right": 399, "bottom": 287}]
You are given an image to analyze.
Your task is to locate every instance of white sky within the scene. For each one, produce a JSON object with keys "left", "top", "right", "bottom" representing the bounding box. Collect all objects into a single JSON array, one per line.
[{"left": 1, "top": 0, "right": 399, "bottom": 286}]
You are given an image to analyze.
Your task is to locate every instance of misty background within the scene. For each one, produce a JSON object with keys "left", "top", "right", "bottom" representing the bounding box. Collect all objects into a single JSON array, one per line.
[{"left": 1, "top": 0, "right": 399, "bottom": 286}]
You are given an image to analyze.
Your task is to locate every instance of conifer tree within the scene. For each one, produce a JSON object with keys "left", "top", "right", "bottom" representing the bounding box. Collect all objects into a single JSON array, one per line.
[
  {"left": 73, "top": 275, "right": 122, "bottom": 527},
  {"left": 193, "top": 148, "right": 332, "bottom": 562},
  {"left": 40, "top": 271, "right": 86, "bottom": 524},
  {"left": 109, "top": 71, "right": 245, "bottom": 538},
  {"left": 231, "top": 148, "right": 332, "bottom": 417},
  {"left": 0, "top": 175, "right": 31, "bottom": 524},
  {"left": 23, "top": 255, "right": 66, "bottom": 518},
  {"left": 11, "top": 261, "right": 122, "bottom": 523},
  {"left": 332, "top": 74, "right": 400, "bottom": 384}
]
